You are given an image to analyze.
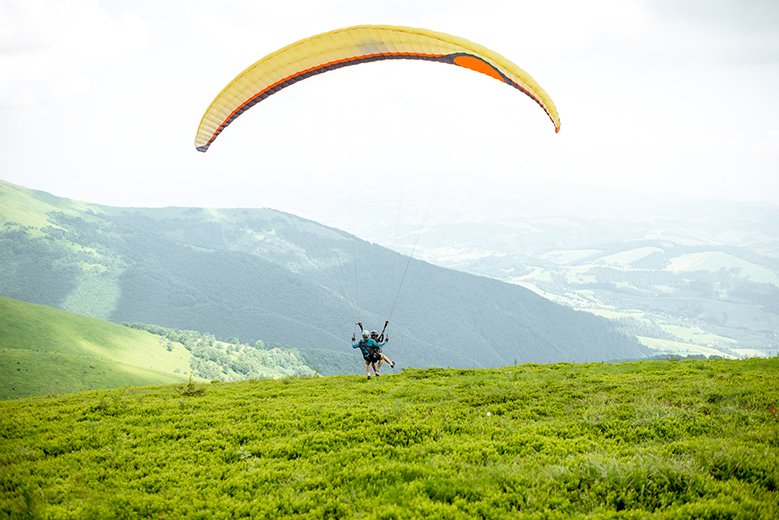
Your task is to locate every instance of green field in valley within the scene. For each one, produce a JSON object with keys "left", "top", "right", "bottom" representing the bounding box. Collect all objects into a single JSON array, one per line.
[{"left": 1, "top": 358, "right": 777, "bottom": 518}]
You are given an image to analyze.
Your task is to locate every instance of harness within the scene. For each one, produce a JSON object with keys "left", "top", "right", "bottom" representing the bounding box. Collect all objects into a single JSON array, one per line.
[{"left": 358, "top": 339, "right": 381, "bottom": 362}]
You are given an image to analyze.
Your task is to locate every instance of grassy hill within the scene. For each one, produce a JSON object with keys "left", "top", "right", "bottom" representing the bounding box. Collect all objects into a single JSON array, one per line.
[
  {"left": 0, "top": 180, "right": 100, "bottom": 233},
  {"left": 0, "top": 296, "right": 191, "bottom": 399},
  {"left": 0, "top": 296, "right": 322, "bottom": 399},
  {"left": 1, "top": 358, "right": 777, "bottom": 518}
]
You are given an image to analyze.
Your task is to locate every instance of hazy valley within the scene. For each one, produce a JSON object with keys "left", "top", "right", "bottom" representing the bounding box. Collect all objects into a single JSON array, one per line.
[{"left": 344, "top": 190, "right": 779, "bottom": 359}]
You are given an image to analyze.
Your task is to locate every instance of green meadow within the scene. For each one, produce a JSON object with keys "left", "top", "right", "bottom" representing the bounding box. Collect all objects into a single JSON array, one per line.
[
  {"left": 0, "top": 296, "right": 190, "bottom": 399},
  {"left": 2, "top": 358, "right": 777, "bottom": 518}
]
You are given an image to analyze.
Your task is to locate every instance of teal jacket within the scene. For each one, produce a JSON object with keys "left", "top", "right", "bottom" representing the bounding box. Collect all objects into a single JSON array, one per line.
[{"left": 352, "top": 338, "right": 386, "bottom": 358}]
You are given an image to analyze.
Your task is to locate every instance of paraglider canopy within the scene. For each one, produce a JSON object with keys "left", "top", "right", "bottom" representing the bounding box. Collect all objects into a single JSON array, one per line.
[{"left": 194, "top": 25, "right": 560, "bottom": 152}]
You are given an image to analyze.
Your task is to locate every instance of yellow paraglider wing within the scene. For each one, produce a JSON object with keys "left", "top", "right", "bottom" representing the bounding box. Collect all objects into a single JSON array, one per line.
[{"left": 195, "top": 25, "right": 560, "bottom": 152}]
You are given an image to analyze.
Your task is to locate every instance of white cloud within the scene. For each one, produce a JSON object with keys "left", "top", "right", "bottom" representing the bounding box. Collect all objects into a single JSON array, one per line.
[
  {"left": 0, "top": 0, "right": 777, "bottom": 211},
  {"left": 0, "top": 0, "right": 150, "bottom": 107}
]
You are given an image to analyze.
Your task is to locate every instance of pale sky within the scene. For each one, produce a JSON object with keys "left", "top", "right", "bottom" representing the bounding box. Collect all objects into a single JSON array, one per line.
[{"left": 1, "top": 1, "right": 778, "bottom": 228}]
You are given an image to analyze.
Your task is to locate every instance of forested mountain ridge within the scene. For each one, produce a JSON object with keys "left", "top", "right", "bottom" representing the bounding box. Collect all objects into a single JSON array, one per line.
[{"left": 0, "top": 179, "right": 648, "bottom": 372}]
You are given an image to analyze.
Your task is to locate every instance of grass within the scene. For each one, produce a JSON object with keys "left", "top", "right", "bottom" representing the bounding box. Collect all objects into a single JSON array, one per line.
[
  {"left": 1, "top": 358, "right": 777, "bottom": 518},
  {"left": 0, "top": 296, "right": 190, "bottom": 399}
]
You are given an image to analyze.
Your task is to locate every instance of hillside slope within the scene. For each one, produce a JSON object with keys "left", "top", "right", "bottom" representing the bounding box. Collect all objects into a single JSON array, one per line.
[
  {"left": 0, "top": 179, "right": 648, "bottom": 370},
  {"left": 0, "top": 296, "right": 191, "bottom": 399},
  {"left": 1, "top": 359, "right": 776, "bottom": 518}
]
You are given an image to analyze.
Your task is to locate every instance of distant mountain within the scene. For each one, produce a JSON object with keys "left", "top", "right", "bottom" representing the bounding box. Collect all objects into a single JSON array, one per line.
[
  {"left": 0, "top": 179, "right": 648, "bottom": 371},
  {"left": 357, "top": 193, "right": 779, "bottom": 358}
]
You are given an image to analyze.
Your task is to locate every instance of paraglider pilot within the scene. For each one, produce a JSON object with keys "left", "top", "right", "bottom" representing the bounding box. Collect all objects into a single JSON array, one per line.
[{"left": 352, "top": 328, "right": 393, "bottom": 379}]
